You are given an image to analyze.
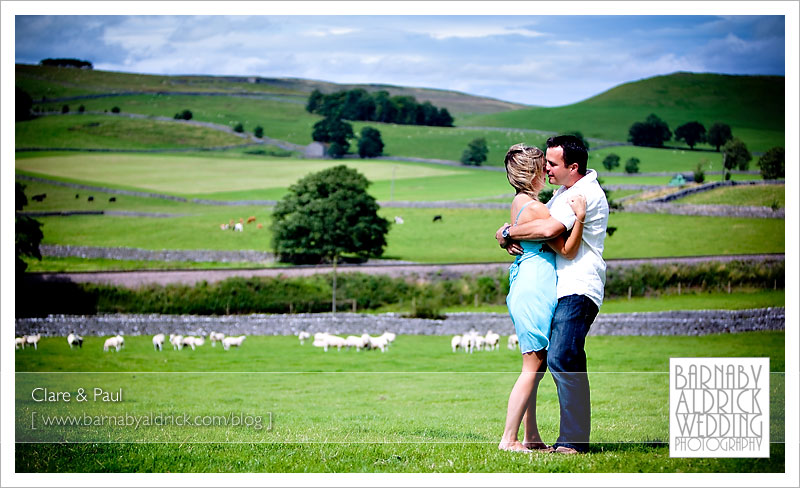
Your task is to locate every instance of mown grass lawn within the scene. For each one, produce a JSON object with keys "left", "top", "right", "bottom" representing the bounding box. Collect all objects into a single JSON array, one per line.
[{"left": 14, "top": 331, "right": 785, "bottom": 473}]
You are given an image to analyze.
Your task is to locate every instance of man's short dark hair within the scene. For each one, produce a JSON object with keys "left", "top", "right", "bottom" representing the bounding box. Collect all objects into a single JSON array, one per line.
[{"left": 547, "top": 135, "right": 589, "bottom": 175}]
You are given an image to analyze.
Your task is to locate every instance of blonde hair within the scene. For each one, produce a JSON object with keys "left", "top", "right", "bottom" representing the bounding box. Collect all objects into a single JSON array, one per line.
[{"left": 504, "top": 143, "right": 546, "bottom": 199}]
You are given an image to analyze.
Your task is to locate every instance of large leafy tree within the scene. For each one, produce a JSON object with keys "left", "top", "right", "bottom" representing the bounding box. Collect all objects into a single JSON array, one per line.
[
  {"left": 674, "top": 121, "right": 706, "bottom": 150},
  {"left": 707, "top": 122, "right": 733, "bottom": 152},
  {"left": 757, "top": 147, "right": 785, "bottom": 180},
  {"left": 16, "top": 87, "right": 33, "bottom": 122},
  {"left": 357, "top": 127, "right": 384, "bottom": 158},
  {"left": 602, "top": 153, "right": 620, "bottom": 171},
  {"left": 271, "top": 165, "right": 390, "bottom": 265},
  {"left": 311, "top": 116, "right": 354, "bottom": 158},
  {"left": 722, "top": 138, "right": 752, "bottom": 173},
  {"left": 461, "top": 138, "right": 489, "bottom": 166},
  {"left": 628, "top": 113, "right": 671, "bottom": 147},
  {"left": 15, "top": 183, "right": 43, "bottom": 275}
]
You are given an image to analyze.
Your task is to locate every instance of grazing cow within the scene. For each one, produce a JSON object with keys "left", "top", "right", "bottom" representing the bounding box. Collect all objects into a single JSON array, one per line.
[
  {"left": 31, "top": 193, "right": 47, "bottom": 202},
  {"left": 394, "top": 216, "right": 404, "bottom": 224},
  {"left": 87, "top": 196, "right": 94, "bottom": 202},
  {"left": 109, "top": 197, "right": 116, "bottom": 202},
  {"left": 67, "top": 332, "right": 83, "bottom": 349},
  {"left": 432, "top": 215, "right": 442, "bottom": 222},
  {"left": 257, "top": 223, "right": 263, "bottom": 229},
  {"left": 247, "top": 216, "right": 256, "bottom": 224},
  {"left": 75, "top": 194, "right": 80, "bottom": 199}
]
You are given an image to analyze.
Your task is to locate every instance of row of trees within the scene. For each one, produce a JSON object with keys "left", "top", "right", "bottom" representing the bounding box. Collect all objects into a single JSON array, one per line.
[
  {"left": 306, "top": 89, "right": 454, "bottom": 127},
  {"left": 40, "top": 58, "right": 93, "bottom": 69},
  {"left": 628, "top": 114, "right": 735, "bottom": 151}
]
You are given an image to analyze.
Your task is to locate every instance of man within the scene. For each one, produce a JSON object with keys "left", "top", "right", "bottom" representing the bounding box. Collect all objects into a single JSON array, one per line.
[{"left": 495, "top": 135, "right": 609, "bottom": 454}]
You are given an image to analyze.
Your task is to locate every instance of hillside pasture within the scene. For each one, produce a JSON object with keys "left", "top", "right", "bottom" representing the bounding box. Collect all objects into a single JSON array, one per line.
[
  {"left": 14, "top": 332, "right": 785, "bottom": 472},
  {"left": 15, "top": 115, "right": 249, "bottom": 150}
]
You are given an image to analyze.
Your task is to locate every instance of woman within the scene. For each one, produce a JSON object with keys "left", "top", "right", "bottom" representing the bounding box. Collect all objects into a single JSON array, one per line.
[{"left": 498, "top": 144, "right": 586, "bottom": 452}]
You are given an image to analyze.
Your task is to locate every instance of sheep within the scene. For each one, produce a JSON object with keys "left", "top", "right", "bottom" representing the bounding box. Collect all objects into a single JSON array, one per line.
[
  {"left": 222, "top": 335, "right": 246, "bottom": 350},
  {"left": 451, "top": 335, "right": 462, "bottom": 353},
  {"left": 298, "top": 331, "right": 310, "bottom": 345},
  {"left": 103, "top": 334, "right": 124, "bottom": 352},
  {"left": 312, "top": 335, "right": 330, "bottom": 352},
  {"left": 153, "top": 333, "right": 165, "bottom": 351},
  {"left": 67, "top": 332, "right": 83, "bottom": 349},
  {"left": 325, "top": 335, "right": 347, "bottom": 351},
  {"left": 394, "top": 216, "right": 404, "bottom": 224},
  {"left": 345, "top": 335, "right": 367, "bottom": 351},
  {"left": 169, "top": 334, "right": 184, "bottom": 350},
  {"left": 220, "top": 223, "right": 230, "bottom": 230},
  {"left": 15, "top": 336, "right": 28, "bottom": 350},
  {"left": 209, "top": 331, "right": 225, "bottom": 347},
  {"left": 379, "top": 331, "right": 396, "bottom": 343},
  {"left": 234, "top": 222, "right": 244, "bottom": 232},
  {"left": 367, "top": 335, "right": 388, "bottom": 353},
  {"left": 484, "top": 330, "right": 500, "bottom": 351},
  {"left": 181, "top": 336, "right": 204, "bottom": 350},
  {"left": 247, "top": 216, "right": 256, "bottom": 224},
  {"left": 26, "top": 333, "right": 41, "bottom": 350},
  {"left": 507, "top": 334, "right": 519, "bottom": 351}
]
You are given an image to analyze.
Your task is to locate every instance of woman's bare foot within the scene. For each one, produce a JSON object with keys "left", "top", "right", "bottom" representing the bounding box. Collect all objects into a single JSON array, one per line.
[
  {"left": 498, "top": 440, "right": 532, "bottom": 452},
  {"left": 522, "top": 440, "right": 552, "bottom": 451}
]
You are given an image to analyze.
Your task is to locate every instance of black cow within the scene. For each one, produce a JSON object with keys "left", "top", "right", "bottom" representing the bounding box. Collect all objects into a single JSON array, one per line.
[
  {"left": 432, "top": 215, "right": 443, "bottom": 222},
  {"left": 88, "top": 196, "right": 94, "bottom": 202},
  {"left": 31, "top": 193, "right": 47, "bottom": 202},
  {"left": 109, "top": 197, "right": 117, "bottom": 202}
]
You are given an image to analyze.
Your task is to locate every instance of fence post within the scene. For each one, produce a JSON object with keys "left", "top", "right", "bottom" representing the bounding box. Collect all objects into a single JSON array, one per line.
[
  {"left": 678, "top": 282, "right": 681, "bottom": 295},
  {"left": 627, "top": 286, "right": 632, "bottom": 300}
]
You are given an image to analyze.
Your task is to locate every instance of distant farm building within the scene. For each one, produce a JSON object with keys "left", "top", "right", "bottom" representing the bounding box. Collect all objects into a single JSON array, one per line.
[{"left": 305, "top": 142, "right": 328, "bottom": 159}]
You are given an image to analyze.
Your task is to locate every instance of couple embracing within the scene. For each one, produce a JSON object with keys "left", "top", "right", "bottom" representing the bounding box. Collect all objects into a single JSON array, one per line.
[{"left": 495, "top": 135, "right": 609, "bottom": 455}]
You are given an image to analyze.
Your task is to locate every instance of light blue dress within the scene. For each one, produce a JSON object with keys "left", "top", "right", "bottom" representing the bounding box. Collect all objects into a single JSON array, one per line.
[{"left": 506, "top": 200, "right": 558, "bottom": 354}]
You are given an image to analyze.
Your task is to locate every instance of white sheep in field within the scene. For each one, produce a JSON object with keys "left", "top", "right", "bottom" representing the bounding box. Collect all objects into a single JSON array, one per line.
[
  {"left": 484, "top": 330, "right": 500, "bottom": 351},
  {"left": 222, "top": 335, "right": 246, "bottom": 350},
  {"left": 15, "top": 336, "right": 28, "bottom": 350},
  {"left": 366, "top": 334, "right": 388, "bottom": 353},
  {"left": 209, "top": 331, "right": 225, "bottom": 347},
  {"left": 234, "top": 222, "right": 244, "bottom": 232},
  {"left": 170, "top": 334, "right": 184, "bottom": 350},
  {"left": 298, "top": 331, "right": 311, "bottom": 345},
  {"left": 182, "top": 336, "right": 204, "bottom": 350},
  {"left": 460, "top": 332, "right": 477, "bottom": 353},
  {"left": 325, "top": 335, "right": 347, "bottom": 351},
  {"left": 345, "top": 335, "right": 368, "bottom": 351},
  {"left": 451, "top": 335, "right": 462, "bottom": 353},
  {"left": 103, "top": 335, "right": 124, "bottom": 352},
  {"left": 152, "top": 333, "right": 165, "bottom": 351},
  {"left": 507, "top": 334, "right": 519, "bottom": 351},
  {"left": 26, "top": 333, "right": 42, "bottom": 350},
  {"left": 67, "top": 333, "right": 83, "bottom": 349},
  {"left": 378, "top": 331, "right": 396, "bottom": 347},
  {"left": 312, "top": 336, "right": 330, "bottom": 351}
]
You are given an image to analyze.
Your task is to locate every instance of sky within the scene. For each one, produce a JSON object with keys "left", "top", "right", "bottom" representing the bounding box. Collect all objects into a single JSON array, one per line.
[{"left": 10, "top": 6, "right": 790, "bottom": 107}]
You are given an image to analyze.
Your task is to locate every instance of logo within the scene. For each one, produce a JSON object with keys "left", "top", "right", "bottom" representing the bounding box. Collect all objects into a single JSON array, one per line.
[{"left": 669, "top": 357, "right": 769, "bottom": 458}]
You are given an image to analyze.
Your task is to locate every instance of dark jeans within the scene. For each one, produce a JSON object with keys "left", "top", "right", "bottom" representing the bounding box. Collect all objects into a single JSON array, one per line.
[{"left": 548, "top": 294, "right": 599, "bottom": 452}]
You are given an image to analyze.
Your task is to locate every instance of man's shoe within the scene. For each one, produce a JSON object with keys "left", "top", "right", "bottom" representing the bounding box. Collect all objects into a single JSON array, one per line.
[{"left": 554, "top": 446, "right": 579, "bottom": 454}]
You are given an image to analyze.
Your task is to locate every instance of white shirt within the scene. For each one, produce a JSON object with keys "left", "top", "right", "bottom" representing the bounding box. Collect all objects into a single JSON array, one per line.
[{"left": 546, "top": 169, "right": 609, "bottom": 308}]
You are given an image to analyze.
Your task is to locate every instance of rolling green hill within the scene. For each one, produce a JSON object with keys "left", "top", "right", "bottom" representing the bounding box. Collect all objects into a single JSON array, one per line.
[{"left": 458, "top": 72, "right": 784, "bottom": 152}]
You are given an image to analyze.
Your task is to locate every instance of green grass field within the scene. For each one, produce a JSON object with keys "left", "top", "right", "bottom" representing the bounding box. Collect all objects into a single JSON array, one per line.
[
  {"left": 676, "top": 184, "right": 785, "bottom": 207},
  {"left": 15, "top": 115, "right": 250, "bottom": 150},
  {"left": 14, "top": 331, "right": 785, "bottom": 472}
]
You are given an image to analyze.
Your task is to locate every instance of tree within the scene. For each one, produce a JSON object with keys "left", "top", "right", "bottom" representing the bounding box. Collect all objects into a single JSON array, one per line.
[
  {"left": 271, "top": 165, "right": 390, "bottom": 265},
  {"left": 693, "top": 162, "right": 706, "bottom": 184},
  {"left": 674, "top": 121, "right": 706, "bottom": 150},
  {"left": 40, "top": 58, "right": 93, "bottom": 69},
  {"left": 722, "top": 138, "right": 752, "bottom": 172},
  {"left": 111, "top": 106, "right": 121, "bottom": 113},
  {"left": 624, "top": 157, "right": 640, "bottom": 174},
  {"left": 78, "top": 105, "right": 86, "bottom": 113},
  {"left": 306, "top": 89, "right": 324, "bottom": 113},
  {"left": 254, "top": 126, "right": 264, "bottom": 138},
  {"left": 628, "top": 113, "right": 671, "bottom": 147},
  {"left": 16, "top": 87, "right": 33, "bottom": 121},
  {"left": 15, "top": 183, "right": 43, "bottom": 275},
  {"left": 757, "top": 147, "right": 785, "bottom": 180},
  {"left": 312, "top": 116, "right": 354, "bottom": 157},
  {"left": 61, "top": 104, "right": 70, "bottom": 114},
  {"left": 357, "top": 127, "right": 384, "bottom": 158},
  {"left": 234, "top": 123, "right": 244, "bottom": 133},
  {"left": 707, "top": 122, "right": 733, "bottom": 152},
  {"left": 461, "top": 138, "right": 488, "bottom": 166},
  {"left": 174, "top": 109, "right": 193, "bottom": 120},
  {"left": 602, "top": 153, "right": 620, "bottom": 171}
]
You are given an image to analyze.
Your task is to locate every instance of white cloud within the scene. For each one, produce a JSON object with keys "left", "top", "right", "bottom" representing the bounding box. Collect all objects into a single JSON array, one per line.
[{"left": 411, "top": 25, "right": 545, "bottom": 40}]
